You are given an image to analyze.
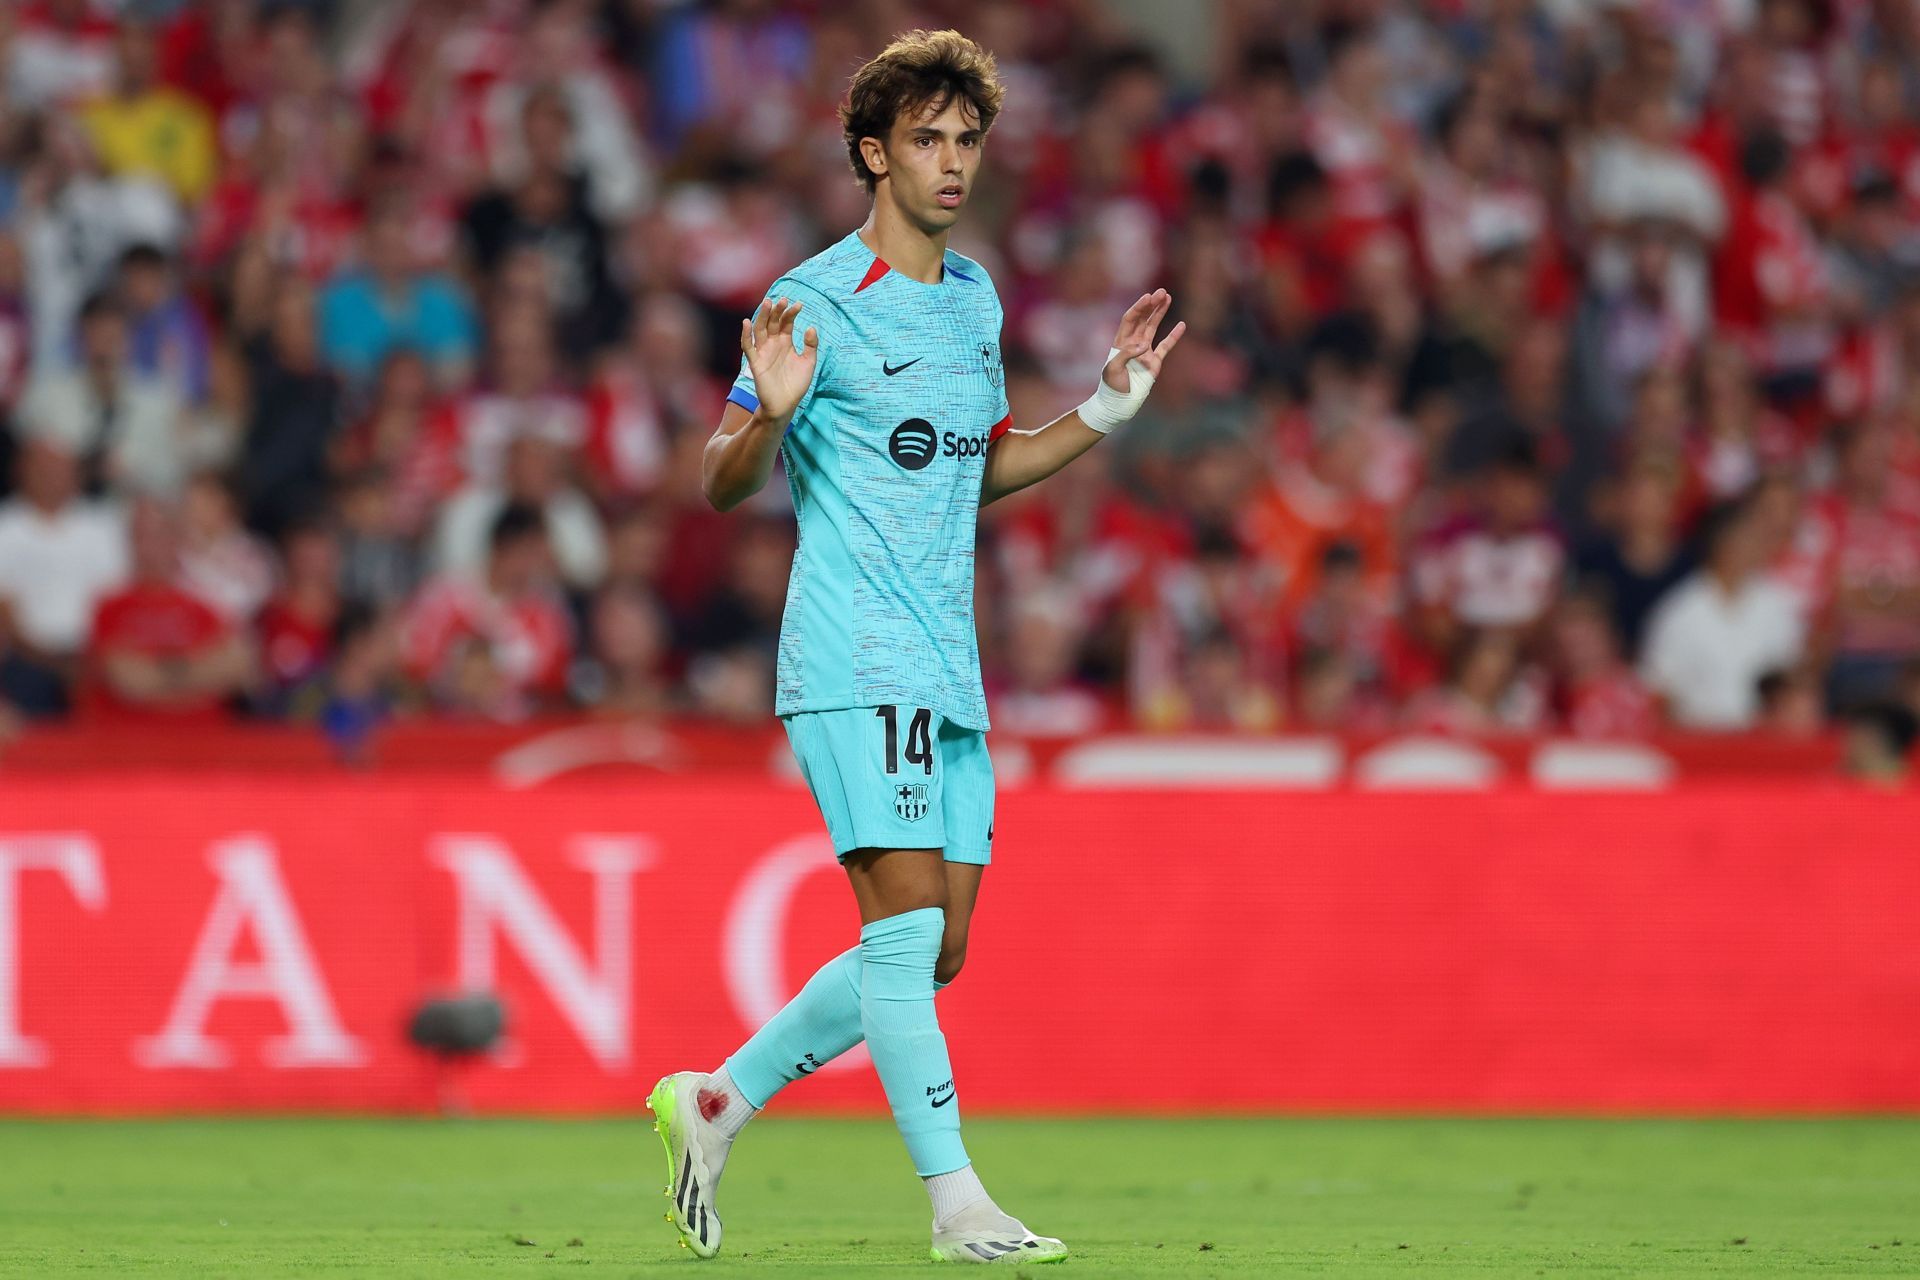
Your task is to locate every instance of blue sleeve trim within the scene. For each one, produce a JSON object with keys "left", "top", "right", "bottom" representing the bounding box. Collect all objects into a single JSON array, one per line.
[{"left": 727, "top": 384, "right": 760, "bottom": 413}]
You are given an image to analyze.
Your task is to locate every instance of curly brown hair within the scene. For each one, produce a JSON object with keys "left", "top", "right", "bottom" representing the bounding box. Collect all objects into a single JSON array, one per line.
[{"left": 839, "top": 29, "right": 1005, "bottom": 194}]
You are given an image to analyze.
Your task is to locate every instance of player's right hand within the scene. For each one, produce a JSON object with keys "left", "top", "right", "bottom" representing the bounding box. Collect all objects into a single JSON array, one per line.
[{"left": 741, "top": 296, "right": 818, "bottom": 427}]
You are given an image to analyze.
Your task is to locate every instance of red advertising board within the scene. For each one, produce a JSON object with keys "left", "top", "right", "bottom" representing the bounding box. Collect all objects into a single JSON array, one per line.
[
  {"left": 0, "top": 720, "right": 1854, "bottom": 784},
  {"left": 1, "top": 777, "right": 1916, "bottom": 1113}
]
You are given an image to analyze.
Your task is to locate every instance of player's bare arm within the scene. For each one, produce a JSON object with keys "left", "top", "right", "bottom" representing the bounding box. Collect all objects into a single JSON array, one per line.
[
  {"left": 980, "top": 288, "right": 1186, "bottom": 506},
  {"left": 700, "top": 296, "right": 818, "bottom": 511}
]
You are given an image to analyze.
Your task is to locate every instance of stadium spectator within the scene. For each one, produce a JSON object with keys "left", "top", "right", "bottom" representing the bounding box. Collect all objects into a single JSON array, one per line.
[
  {"left": 1810, "top": 422, "right": 1920, "bottom": 709},
  {"left": 318, "top": 199, "right": 477, "bottom": 391},
  {"left": 332, "top": 349, "right": 436, "bottom": 531},
  {"left": 431, "top": 432, "right": 606, "bottom": 593},
  {"left": 235, "top": 272, "right": 340, "bottom": 535},
  {"left": 1828, "top": 172, "right": 1920, "bottom": 318},
  {"left": 1547, "top": 591, "right": 1656, "bottom": 739},
  {"left": 1579, "top": 88, "right": 1723, "bottom": 343},
  {"left": 335, "top": 467, "right": 418, "bottom": 611},
  {"left": 1402, "top": 628, "right": 1546, "bottom": 736},
  {"left": 1418, "top": 86, "right": 1546, "bottom": 304},
  {"left": 582, "top": 294, "right": 712, "bottom": 503},
  {"left": 13, "top": 111, "right": 181, "bottom": 380},
  {"left": 1133, "top": 527, "right": 1285, "bottom": 730},
  {"left": 1692, "top": 339, "right": 1798, "bottom": 503},
  {"left": 1567, "top": 217, "right": 1701, "bottom": 436},
  {"left": 1756, "top": 666, "right": 1826, "bottom": 737},
  {"left": 414, "top": 299, "right": 585, "bottom": 504},
  {"left": 1714, "top": 129, "right": 1833, "bottom": 392},
  {"left": 460, "top": 85, "right": 628, "bottom": 358},
  {"left": 176, "top": 471, "right": 272, "bottom": 624},
  {"left": 86, "top": 497, "right": 255, "bottom": 721},
  {"left": 0, "top": 231, "right": 30, "bottom": 423},
  {"left": 1574, "top": 458, "right": 1696, "bottom": 659},
  {"left": 1293, "top": 645, "right": 1393, "bottom": 734},
  {"left": 1246, "top": 419, "right": 1394, "bottom": 606},
  {"left": 678, "top": 513, "right": 790, "bottom": 722},
  {"left": 1841, "top": 700, "right": 1918, "bottom": 784},
  {"left": 17, "top": 289, "right": 187, "bottom": 494},
  {"left": 991, "top": 586, "right": 1108, "bottom": 738},
  {"left": 77, "top": 21, "right": 216, "bottom": 207},
  {"left": 0, "top": 437, "right": 127, "bottom": 715},
  {"left": 573, "top": 583, "right": 675, "bottom": 719},
  {"left": 489, "top": 2, "right": 652, "bottom": 222},
  {"left": 1412, "top": 440, "right": 1564, "bottom": 650},
  {"left": 402, "top": 502, "right": 572, "bottom": 720},
  {"left": 657, "top": 155, "right": 807, "bottom": 350},
  {"left": 296, "top": 603, "right": 407, "bottom": 765},
  {"left": 1642, "top": 500, "right": 1806, "bottom": 728},
  {"left": 600, "top": 503, "right": 673, "bottom": 597},
  {"left": 1290, "top": 539, "right": 1409, "bottom": 705},
  {"left": 9, "top": 1, "right": 120, "bottom": 111},
  {"left": 1305, "top": 21, "right": 1416, "bottom": 231},
  {"left": 255, "top": 516, "right": 341, "bottom": 707},
  {"left": 1159, "top": 624, "right": 1284, "bottom": 732},
  {"left": 114, "top": 242, "right": 209, "bottom": 405},
  {"left": 1254, "top": 151, "right": 1344, "bottom": 344}
]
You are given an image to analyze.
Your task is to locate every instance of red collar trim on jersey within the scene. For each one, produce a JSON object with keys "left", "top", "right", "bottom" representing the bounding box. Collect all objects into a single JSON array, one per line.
[{"left": 855, "top": 257, "right": 889, "bottom": 293}]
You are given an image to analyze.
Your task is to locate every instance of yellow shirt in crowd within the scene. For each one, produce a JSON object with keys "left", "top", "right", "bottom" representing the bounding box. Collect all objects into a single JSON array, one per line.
[{"left": 80, "top": 89, "right": 216, "bottom": 206}]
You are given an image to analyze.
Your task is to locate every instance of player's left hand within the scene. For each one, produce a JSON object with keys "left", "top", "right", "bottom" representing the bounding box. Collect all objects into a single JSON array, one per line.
[{"left": 1102, "top": 289, "right": 1186, "bottom": 393}]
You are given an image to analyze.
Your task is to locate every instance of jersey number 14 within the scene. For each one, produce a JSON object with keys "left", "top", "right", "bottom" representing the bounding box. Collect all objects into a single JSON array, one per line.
[{"left": 876, "top": 705, "right": 933, "bottom": 776}]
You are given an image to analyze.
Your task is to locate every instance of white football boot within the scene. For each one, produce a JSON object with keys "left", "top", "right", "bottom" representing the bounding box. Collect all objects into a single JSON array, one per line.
[
  {"left": 930, "top": 1201, "right": 1069, "bottom": 1265},
  {"left": 646, "top": 1072, "right": 728, "bottom": 1258}
]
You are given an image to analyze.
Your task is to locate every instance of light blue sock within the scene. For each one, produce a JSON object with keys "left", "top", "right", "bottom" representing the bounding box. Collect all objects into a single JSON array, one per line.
[
  {"left": 723, "top": 946, "right": 865, "bottom": 1108},
  {"left": 860, "top": 906, "right": 967, "bottom": 1176},
  {"left": 722, "top": 950, "right": 952, "bottom": 1111}
]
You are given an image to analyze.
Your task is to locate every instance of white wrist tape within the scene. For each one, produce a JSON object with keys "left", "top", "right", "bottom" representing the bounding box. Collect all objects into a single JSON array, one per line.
[{"left": 1076, "top": 347, "right": 1156, "bottom": 435}]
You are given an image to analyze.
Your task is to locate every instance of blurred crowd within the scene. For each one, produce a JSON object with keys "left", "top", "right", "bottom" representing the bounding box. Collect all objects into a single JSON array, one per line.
[{"left": 1, "top": 0, "right": 1919, "bottom": 756}]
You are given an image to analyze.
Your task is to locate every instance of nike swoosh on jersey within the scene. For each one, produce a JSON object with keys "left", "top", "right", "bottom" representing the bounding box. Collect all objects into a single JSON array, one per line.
[
  {"left": 882, "top": 357, "right": 923, "bottom": 376},
  {"left": 931, "top": 1091, "right": 955, "bottom": 1108}
]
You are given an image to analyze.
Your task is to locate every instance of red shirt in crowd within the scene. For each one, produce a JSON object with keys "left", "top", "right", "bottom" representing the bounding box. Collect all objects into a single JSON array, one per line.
[
  {"left": 86, "top": 583, "right": 234, "bottom": 722},
  {"left": 257, "top": 598, "right": 333, "bottom": 690},
  {"left": 1411, "top": 517, "right": 1565, "bottom": 633},
  {"left": 1561, "top": 668, "right": 1658, "bottom": 739},
  {"left": 1802, "top": 490, "right": 1920, "bottom": 655},
  {"left": 402, "top": 575, "right": 573, "bottom": 700},
  {"left": 1714, "top": 186, "right": 1830, "bottom": 370}
]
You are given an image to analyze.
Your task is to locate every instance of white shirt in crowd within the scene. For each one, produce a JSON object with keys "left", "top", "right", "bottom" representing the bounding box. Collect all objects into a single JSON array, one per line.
[
  {"left": 430, "top": 486, "right": 608, "bottom": 592},
  {"left": 1640, "top": 570, "right": 1805, "bottom": 729},
  {"left": 17, "top": 370, "right": 192, "bottom": 496},
  {"left": 0, "top": 497, "right": 129, "bottom": 656}
]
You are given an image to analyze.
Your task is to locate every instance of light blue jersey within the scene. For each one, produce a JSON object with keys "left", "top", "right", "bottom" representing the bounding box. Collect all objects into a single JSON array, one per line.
[{"left": 729, "top": 231, "right": 1010, "bottom": 731}]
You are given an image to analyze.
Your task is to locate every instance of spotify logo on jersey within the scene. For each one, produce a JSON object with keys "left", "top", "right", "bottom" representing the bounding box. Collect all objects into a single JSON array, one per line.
[{"left": 889, "top": 418, "right": 937, "bottom": 470}]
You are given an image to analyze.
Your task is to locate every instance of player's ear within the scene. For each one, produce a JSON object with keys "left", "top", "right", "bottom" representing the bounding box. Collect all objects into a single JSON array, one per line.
[{"left": 860, "top": 135, "right": 888, "bottom": 184}]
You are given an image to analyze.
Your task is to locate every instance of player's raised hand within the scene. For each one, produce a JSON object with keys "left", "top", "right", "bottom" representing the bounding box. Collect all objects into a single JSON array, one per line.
[
  {"left": 1102, "top": 289, "right": 1186, "bottom": 392},
  {"left": 741, "top": 296, "right": 819, "bottom": 426}
]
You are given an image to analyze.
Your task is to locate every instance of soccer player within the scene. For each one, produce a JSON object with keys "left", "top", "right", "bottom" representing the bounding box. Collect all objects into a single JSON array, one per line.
[{"left": 649, "top": 29, "right": 1183, "bottom": 1265}]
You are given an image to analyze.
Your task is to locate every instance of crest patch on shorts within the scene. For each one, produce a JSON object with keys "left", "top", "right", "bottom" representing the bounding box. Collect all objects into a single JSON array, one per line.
[{"left": 893, "top": 782, "right": 929, "bottom": 822}]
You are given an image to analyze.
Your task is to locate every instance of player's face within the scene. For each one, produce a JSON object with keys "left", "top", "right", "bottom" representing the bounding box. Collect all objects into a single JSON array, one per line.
[{"left": 875, "top": 95, "right": 985, "bottom": 232}]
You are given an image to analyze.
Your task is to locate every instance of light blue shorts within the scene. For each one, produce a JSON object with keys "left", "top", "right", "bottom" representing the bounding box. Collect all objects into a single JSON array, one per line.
[{"left": 782, "top": 705, "right": 995, "bottom": 865}]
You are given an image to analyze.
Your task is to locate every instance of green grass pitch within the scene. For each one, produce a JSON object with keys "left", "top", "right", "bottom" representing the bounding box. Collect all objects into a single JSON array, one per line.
[{"left": 3, "top": 1116, "right": 1916, "bottom": 1276}]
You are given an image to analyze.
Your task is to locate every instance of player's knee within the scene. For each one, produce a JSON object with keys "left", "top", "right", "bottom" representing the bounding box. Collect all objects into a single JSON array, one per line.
[{"left": 935, "top": 938, "right": 967, "bottom": 986}]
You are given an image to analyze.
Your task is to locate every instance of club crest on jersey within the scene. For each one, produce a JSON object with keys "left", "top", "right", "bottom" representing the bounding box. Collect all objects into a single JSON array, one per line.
[
  {"left": 979, "top": 342, "right": 1003, "bottom": 389},
  {"left": 893, "top": 782, "right": 929, "bottom": 822}
]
